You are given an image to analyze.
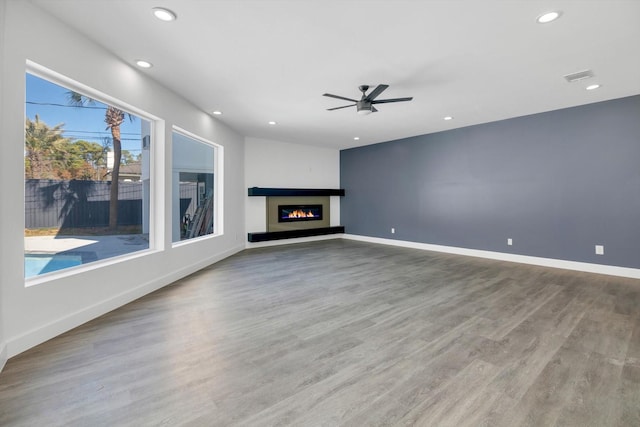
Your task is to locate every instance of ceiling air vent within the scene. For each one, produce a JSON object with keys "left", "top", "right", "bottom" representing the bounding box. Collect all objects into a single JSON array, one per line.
[{"left": 563, "top": 69, "right": 594, "bottom": 83}]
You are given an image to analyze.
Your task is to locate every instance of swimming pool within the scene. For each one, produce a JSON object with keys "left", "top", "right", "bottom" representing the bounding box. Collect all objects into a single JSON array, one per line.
[{"left": 25, "top": 253, "right": 83, "bottom": 278}]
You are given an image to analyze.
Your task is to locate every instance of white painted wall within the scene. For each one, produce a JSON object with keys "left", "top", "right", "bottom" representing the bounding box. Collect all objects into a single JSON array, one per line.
[
  {"left": 244, "top": 137, "right": 341, "bottom": 242},
  {"left": 1, "top": 1, "right": 245, "bottom": 358}
]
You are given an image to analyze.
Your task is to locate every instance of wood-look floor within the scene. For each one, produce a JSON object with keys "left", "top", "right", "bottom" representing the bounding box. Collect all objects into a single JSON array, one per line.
[{"left": 1, "top": 239, "right": 639, "bottom": 426}]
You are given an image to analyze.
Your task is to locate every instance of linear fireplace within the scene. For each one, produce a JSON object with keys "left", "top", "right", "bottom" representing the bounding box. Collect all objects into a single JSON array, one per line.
[
  {"left": 278, "top": 204, "right": 323, "bottom": 223},
  {"left": 267, "top": 196, "right": 330, "bottom": 232}
]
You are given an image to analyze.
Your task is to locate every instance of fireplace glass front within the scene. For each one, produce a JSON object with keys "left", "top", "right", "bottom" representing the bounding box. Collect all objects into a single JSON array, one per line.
[{"left": 278, "top": 204, "right": 323, "bottom": 223}]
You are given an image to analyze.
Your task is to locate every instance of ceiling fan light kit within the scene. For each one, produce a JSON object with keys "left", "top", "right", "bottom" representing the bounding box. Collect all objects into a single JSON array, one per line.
[
  {"left": 323, "top": 84, "right": 413, "bottom": 115},
  {"left": 357, "top": 101, "right": 374, "bottom": 115}
]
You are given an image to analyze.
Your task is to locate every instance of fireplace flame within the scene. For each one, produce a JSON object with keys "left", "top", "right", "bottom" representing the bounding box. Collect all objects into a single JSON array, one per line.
[{"left": 288, "top": 209, "right": 316, "bottom": 218}]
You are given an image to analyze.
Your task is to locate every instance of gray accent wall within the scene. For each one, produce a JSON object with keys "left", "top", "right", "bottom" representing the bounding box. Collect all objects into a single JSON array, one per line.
[{"left": 340, "top": 95, "right": 640, "bottom": 269}]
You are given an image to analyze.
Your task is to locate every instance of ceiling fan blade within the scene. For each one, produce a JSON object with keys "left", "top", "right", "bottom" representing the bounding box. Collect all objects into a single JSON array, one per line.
[
  {"left": 327, "top": 104, "right": 356, "bottom": 111},
  {"left": 372, "top": 106, "right": 378, "bottom": 113},
  {"left": 323, "top": 93, "right": 358, "bottom": 103},
  {"left": 364, "top": 84, "right": 389, "bottom": 101},
  {"left": 371, "top": 97, "right": 414, "bottom": 104}
]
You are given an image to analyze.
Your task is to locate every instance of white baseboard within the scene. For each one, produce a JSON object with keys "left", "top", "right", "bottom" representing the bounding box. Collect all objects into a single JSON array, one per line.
[
  {"left": 245, "top": 233, "right": 343, "bottom": 249},
  {"left": 343, "top": 234, "right": 640, "bottom": 280},
  {"left": 6, "top": 244, "right": 245, "bottom": 358}
]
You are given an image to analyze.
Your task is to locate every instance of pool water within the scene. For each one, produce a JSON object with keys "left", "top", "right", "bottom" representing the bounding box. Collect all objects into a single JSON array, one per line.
[{"left": 25, "top": 254, "right": 83, "bottom": 278}]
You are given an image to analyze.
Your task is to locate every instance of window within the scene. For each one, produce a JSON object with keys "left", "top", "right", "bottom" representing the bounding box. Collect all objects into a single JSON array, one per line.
[
  {"left": 172, "top": 128, "right": 219, "bottom": 243},
  {"left": 25, "top": 69, "right": 153, "bottom": 279}
]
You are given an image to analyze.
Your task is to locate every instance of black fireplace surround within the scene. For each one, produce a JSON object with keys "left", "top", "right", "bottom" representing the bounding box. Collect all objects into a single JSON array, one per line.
[{"left": 247, "top": 187, "right": 345, "bottom": 242}]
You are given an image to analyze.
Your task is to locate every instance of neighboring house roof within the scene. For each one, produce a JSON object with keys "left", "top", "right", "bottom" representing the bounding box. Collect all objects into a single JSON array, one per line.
[{"left": 118, "top": 162, "right": 142, "bottom": 181}]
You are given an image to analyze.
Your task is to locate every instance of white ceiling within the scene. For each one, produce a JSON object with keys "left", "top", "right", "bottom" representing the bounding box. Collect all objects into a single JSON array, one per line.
[{"left": 31, "top": 0, "right": 640, "bottom": 150}]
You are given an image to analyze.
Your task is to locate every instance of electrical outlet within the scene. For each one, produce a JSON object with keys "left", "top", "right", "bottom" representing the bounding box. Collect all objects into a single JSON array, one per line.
[
  {"left": 507, "top": 238, "right": 513, "bottom": 246},
  {"left": 391, "top": 228, "right": 395, "bottom": 234},
  {"left": 595, "top": 245, "right": 604, "bottom": 255}
]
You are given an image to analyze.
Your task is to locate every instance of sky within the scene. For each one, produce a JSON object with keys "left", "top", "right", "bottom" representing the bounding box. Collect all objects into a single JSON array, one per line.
[{"left": 25, "top": 73, "right": 144, "bottom": 155}]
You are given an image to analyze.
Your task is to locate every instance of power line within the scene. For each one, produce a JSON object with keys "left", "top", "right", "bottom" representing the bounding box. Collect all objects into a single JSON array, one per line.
[
  {"left": 26, "top": 101, "right": 145, "bottom": 122},
  {"left": 62, "top": 135, "right": 144, "bottom": 143},
  {"left": 26, "top": 101, "right": 108, "bottom": 110},
  {"left": 62, "top": 129, "right": 142, "bottom": 136}
]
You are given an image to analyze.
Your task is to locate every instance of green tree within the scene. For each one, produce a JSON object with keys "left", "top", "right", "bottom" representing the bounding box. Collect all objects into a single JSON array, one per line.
[
  {"left": 54, "top": 139, "right": 107, "bottom": 180},
  {"left": 121, "top": 149, "right": 135, "bottom": 165},
  {"left": 67, "top": 93, "right": 131, "bottom": 230},
  {"left": 75, "top": 140, "right": 108, "bottom": 175},
  {"left": 25, "top": 115, "right": 68, "bottom": 179}
]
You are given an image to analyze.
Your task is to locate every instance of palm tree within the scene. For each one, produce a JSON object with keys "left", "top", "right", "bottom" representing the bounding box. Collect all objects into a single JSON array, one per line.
[
  {"left": 67, "top": 92, "right": 129, "bottom": 230},
  {"left": 25, "top": 115, "right": 67, "bottom": 179},
  {"left": 103, "top": 106, "right": 125, "bottom": 230}
]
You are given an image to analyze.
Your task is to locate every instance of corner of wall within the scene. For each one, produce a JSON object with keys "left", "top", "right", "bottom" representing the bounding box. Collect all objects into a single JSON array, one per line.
[
  {"left": 244, "top": 137, "right": 341, "bottom": 240},
  {"left": 0, "top": 342, "right": 7, "bottom": 373},
  {"left": 0, "top": 0, "right": 7, "bottom": 374}
]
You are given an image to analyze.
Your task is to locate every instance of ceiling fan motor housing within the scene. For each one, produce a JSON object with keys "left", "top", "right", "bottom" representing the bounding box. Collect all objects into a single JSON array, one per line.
[{"left": 356, "top": 100, "right": 373, "bottom": 114}]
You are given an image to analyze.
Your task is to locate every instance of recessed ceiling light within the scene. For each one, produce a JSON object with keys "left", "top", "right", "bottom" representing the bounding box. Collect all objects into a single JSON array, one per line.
[
  {"left": 537, "top": 11, "right": 561, "bottom": 24},
  {"left": 586, "top": 84, "right": 601, "bottom": 91},
  {"left": 152, "top": 7, "right": 177, "bottom": 22},
  {"left": 444, "top": 116, "right": 453, "bottom": 121},
  {"left": 212, "top": 111, "right": 223, "bottom": 116},
  {"left": 135, "top": 60, "right": 153, "bottom": 68},
  {"left": 268, "top": 121, "right": 277, "bottom": 125},
  {"left": 353, "top": 137, "right": 360, "bottom": 141}
]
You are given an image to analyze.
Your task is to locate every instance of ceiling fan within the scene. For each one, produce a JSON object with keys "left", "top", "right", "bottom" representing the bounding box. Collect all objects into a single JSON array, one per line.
[{"left": 323, "top": 84, "right": 413, "bottom": 115}]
